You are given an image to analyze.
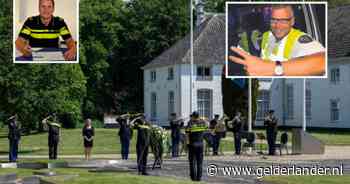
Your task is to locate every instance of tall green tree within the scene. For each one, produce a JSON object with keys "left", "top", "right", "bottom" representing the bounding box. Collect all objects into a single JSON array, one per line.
[
  {"left": 110, "top": 0, "right": 190, "bottom": 114},
  {"left": 0, "top": 0, "right": 86, "bottom": 130}
]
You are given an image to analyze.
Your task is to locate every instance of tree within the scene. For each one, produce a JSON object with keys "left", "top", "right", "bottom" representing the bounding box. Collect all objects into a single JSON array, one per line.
[
  {"left": 0, "top": 0, "right": 86, "bottom": 130},
  {"left": 110, "top": 0, "right": 190, "bottom": 114}
]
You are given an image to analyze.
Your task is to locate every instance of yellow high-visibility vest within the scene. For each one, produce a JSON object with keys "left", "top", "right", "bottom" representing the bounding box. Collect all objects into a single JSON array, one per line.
[{"left": 261, "top": 28, "right": 304, "bottom": 61}]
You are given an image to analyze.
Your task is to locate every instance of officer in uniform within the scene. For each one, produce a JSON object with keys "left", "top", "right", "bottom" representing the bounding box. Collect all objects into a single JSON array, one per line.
[
  {"left": 213, "top": 115, "right": 226, "bottom": 155},
  {"left": 117, "top": 114, "right": 133, "bottom": 160},
  {"left": 7, "top": 114, "right": 21, "bottom": 162},
  {"left": 264, "top": 110, "right": 278, "bottom": 155},
  {"left": 230, "top": 111, "right": 244, "bottom": 155},
  {"left": 209, "top": 114, "right": 219, "bottom": 155},
  {"left": 169, "top": 113, "right": 183, "bottom": 158},
  {"left": 186, "top": 111, "right": 208, "bottom": 181},
  {"left": 15, "top": 0, "right": 76, "bottom": 60},
  {"left": 131, "top": 114, "right": 151, "bottom": 175},
  {"left": 229, "top": 4, "right": 325, "bottom": 76},
  {"left": 42, "top": 113, "right": 61, "bottom": 160}
]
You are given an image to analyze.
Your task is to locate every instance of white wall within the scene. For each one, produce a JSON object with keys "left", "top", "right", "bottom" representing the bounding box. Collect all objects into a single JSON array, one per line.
[
  {"left": 256, "top": 59, "right": 350, "bottom": 129},
  {"left": 192, "top": 64, "right": 224, "bottom": 119},
  {"left": 307, "top": 58, "right": 350, "bottom": 128},
  {"left": 144, "top": 65, "right": 181, "bottom": 126},
  {"left": 15, "top": 0, "right": 78, "bottom": 40},
  {"left": 144, "top": 64, "right": 224, "bottom": 126}
]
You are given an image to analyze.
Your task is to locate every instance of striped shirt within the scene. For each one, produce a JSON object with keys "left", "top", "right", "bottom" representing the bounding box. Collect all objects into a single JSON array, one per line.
[{"left": 19, "top": 15, "right": 72, "bottom": 48}]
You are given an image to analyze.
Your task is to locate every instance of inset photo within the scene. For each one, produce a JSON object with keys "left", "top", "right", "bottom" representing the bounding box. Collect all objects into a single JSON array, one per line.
[
  {"left": 226, "top": 2, "right": 327, "bottom": 78},
  {"left": 13, "top": 0, "right": 79, "bottom": 63}
]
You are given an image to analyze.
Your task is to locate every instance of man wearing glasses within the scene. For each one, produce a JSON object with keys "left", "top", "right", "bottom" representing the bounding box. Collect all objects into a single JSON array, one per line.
[{"left": 230, "top": 5, "right": 325, "bottom": 76}]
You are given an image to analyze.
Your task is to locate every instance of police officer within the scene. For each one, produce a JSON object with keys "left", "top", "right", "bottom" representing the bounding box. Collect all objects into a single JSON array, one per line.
[
  {"left": 229, "top": 5, "right": 325, "bottom": 76},
  {"left": 42, "top": 113, "right": 61, "bottom": 160},
  {"left": 7, "top": 114, "right": 21, "bottom": 162},
  {"left": 264, "top": 110, "right": 278, "bottom": 155},
  {"left": 210, "top": 114, "right": 220, "bottom": 155},
  {"left": 169, "top": 113, "right": 183, "bottom": 158},
  {"left": 214, "top": 115, "right": 226, "bottom": 155},
  {"left": 186, "top": 111, "right": 208, "bottom": 181},
  {"left": 15, "top": 0, "right": 76, "bottom": 60},
  {"left": 231, "top": 111, "right": 243, "bottom": 155},
  {"left": 131, "top": 114, "right": 151, "bottom": 175},
  {"left": 117, "top": 114, "right": 133, "bottom": 160}
]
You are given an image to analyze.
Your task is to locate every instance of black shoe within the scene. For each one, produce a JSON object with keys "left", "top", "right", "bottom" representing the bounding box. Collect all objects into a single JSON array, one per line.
[{"left": 142, "top": 172, "right": 149, "bottom": 176}]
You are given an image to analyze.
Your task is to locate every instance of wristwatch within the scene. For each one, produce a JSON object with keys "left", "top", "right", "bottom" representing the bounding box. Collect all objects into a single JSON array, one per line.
[{"left": 274, "top": 61, "right": 284, "bottom": 76}]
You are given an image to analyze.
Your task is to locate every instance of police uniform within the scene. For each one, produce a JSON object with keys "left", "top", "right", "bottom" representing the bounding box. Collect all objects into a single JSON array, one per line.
[
  {"left": 44, "top": 117, "right": 61, "bottom": 160},
  {"left": 264, "top": 113, "right": 278, "bottom": 155},
  {"left": 18, "top": 15, "right": 72, "bottom": 48},
  {"left": 261, "top": 28, "right": 324, "bottom": 61},
  {"left": 7, "top": 117, "right": 21, "bottom": 162},
  {"left": 170, "top": 118, "right": 183, "bottom": 157},
  {"left": 133, "top": 118, "right": 151, "bottom": 175},
  {"left": 186, "top": 114, "right": 208, "bottom": 181},
  {"left": 118, "top": 118, "right": 133, "bottom": 160},
  {"left": 231, "top": 115, "right": 243, "bottom": 155},
  {"left": 209, "top": 118, "right": 219, "bottom": 155},
  {"left": 213, "top": 119, "right": 226, "bottom": 155}
]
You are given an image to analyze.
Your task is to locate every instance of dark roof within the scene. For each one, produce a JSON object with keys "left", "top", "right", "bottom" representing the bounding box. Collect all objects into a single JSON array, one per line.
[
  {"left": 142, "top": 14, "right": 225, "bottom": 69},
  {"left": 143, "top": 6, "right": 350, "bottom": 70},
  {"left": 328, "top": 6, "right": 350, "bottom": 58}
]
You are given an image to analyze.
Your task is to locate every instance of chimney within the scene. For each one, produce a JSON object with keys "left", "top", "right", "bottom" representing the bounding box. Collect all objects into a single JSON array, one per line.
[{"left": 195, "top": 0, "right": 205, "bottom": 26}]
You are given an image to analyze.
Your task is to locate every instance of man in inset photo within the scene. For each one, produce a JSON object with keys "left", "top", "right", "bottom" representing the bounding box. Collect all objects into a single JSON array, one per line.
[
  {"left": 15, "top": 0, "right": 77, "bottom": 62},
  {"left": 227, "top": 3, "right": 326, "bottom": 77}
]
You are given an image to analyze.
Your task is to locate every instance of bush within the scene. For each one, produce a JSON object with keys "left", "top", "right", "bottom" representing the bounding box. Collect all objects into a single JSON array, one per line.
[{"left": 76, "top": 119, "right": 104, "bottom": 129}]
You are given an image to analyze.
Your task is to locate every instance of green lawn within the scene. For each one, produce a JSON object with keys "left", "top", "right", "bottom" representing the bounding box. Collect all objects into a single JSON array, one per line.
[
  {"left": 0, "top": 168, "right": 199, "bottom": 184},
  {"left": 1, "top": 128, "right": 350, "bottom": 156},
  {"left": 264, "top": 175, "right": 350, "bottom": 184}
]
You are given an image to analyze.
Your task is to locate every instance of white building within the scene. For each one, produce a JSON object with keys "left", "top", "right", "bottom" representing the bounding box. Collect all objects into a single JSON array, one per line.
[
  {"left": 142, "top": 15, "right": 225, "bottom": 126},
  {"left": 255, "top": 6, "right": 350, "bottom": 129}
]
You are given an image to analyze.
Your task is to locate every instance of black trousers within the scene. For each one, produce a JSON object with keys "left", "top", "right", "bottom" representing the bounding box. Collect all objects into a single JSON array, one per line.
[
  {"left": 234, "top": 132, "right": 242, "bottom": 155},
  {"left": 136, "top": 144, "right": 149, "bottom": 174},
  {"left": 49, "top": 141, "right": 58, "bottom": 159},
  {"left": 188, "top": 144, "right": 203, "bottom": 181},
  {"left": 266, "top": 130, "right": 277, "bottom": 155},
  {"left": 9, "top": 139, "right": 19, "bottom": 162}
]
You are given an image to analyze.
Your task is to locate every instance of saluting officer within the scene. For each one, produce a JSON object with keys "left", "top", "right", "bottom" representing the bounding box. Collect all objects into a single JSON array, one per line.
[
  {"left": 7, "top": 114, "right": 21, "bottom": 162},
  {"left": 264, "top": 110, "right": 278, "bottom": 155},
  {"left": 230, "top": 111, "right": 244, "bottom": 155},
  {"left": 186, "top": 111, "right": 208, "bottom": 181},
  {"left": 117, "top": 114, "right": 133, "bottom": 160},
  {"left": 169, "top": 113, "right": 183, "bottom": 158},
  {"left": 42, "top": 113, "right": 61, "bottom": 160},
  {"left": 131, "top": 114, "right": 151, "bottom": 175}
]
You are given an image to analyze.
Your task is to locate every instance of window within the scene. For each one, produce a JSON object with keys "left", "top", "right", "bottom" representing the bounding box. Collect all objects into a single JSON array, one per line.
[
  {"left": 196, "top": 66, "right": 212, "bottom": 80},
  {"left": 286, "top": 84, "right": 294, "bottom": 120},
  {"left": 257, "top": 90, "right": 270, "bottom": 120},
  {"left": 151, "top": 92, "right": 157, "bottom": 120},
  {"left": 330, "top": 68, "right": 340, "bottom": 84},
  {"left": 168, "top": 91, "right": 175, "bottom": 117},
  {"left": 197, "top": 89, "right": 212, "bottom": 119},
  {"left": 306, "top": 88, "right": 312, "bottom": 120},
  {"left": 150, "top": 70, "right": 156, "bottom": 82},
  {"left": 167, "top": 68, "right": 174, "bottom": 80},
  {"left": 227, "top": 4, "right": 311, "bottom": 76},
  {"left": 330, "top": 99, "right": 340, "bottom": 122}
]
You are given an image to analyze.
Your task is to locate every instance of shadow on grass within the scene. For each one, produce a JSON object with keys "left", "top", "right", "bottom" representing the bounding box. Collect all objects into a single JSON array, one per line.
[{"left": 0, "top": 148, "right": 43, "bottom": 155}]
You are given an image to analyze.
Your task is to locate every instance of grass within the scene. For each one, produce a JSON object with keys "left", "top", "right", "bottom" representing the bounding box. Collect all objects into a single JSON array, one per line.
[
  {"left": 1, "top": 128, "right": 350, "bottom": 157},
  {"left": 263, "top": 175, "right": 350, "bottom": 184},
  {"left": 0, "top": 168, "right": 199, "bottom": 184}
]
